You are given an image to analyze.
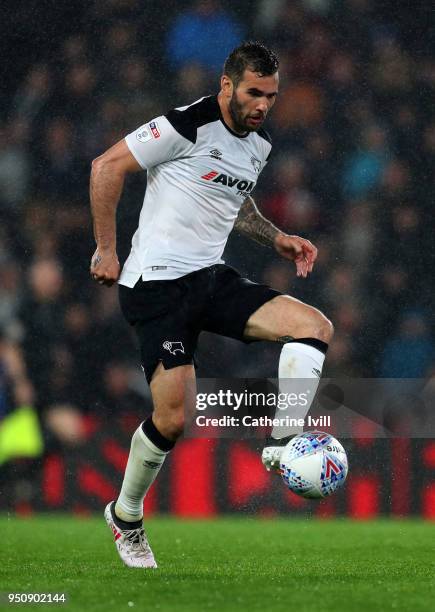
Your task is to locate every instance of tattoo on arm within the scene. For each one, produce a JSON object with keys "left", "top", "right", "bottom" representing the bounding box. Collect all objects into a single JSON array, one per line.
[{"left": 234, "top": 196, "right": 280, "bottom": 247}]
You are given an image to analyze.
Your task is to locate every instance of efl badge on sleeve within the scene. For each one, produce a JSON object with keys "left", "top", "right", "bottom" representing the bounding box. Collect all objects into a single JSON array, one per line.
[{"left": 149, "top": 121, "right": 161, "bottom": 139}]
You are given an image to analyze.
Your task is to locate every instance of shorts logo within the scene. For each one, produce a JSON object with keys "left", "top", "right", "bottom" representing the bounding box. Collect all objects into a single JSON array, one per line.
[
  {"left": 163, "top": 340, "right": 185, "bottom": 355},
  {"left": 149, "top": 121, "right": 161, "bottom": 139},
  {"left": 136, "top": 126, "right": 152, "bottom": 143}
]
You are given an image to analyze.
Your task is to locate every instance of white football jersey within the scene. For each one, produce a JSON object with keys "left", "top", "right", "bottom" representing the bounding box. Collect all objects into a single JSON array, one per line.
[{"left": 119, "top": 95, "right": 272, "bottom": 286}]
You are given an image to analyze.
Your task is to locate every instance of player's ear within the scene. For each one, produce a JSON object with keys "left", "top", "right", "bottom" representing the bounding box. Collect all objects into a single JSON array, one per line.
[{"left": 220, "top": 75, "right": 233, "bottom": 99}]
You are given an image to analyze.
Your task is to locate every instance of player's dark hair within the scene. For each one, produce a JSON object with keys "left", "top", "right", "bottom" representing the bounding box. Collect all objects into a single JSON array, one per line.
[{"left": 223, "top": 41, "right": 279, "bottom": 87}]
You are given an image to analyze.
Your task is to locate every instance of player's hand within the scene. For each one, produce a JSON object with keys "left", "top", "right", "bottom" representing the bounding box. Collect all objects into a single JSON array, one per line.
[
  {"left": 273, "top": 233, "right": 318, "bottom": 278},
  {"left": 90, "top": 248, "right": 120, "bottom": 286}
]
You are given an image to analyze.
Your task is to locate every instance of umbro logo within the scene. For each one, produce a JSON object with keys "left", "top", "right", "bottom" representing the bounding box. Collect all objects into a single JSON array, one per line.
[
  {"left": 312, "top": 368, "right": 321, "bottom": 378},
  {"left": 143, "top": 460, "right": 161, "bottom": 469},
  {"left": 210, "top": 148, "right": 222, "bottom": 160}
]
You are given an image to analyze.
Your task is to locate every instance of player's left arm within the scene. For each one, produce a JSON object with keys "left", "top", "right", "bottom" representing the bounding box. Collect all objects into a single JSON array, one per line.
[{"left": 234, "top": 195, "right": 317, "bottom": 278}]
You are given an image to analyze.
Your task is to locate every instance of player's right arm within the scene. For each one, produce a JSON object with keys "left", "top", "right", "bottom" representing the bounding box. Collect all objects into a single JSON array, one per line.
[
  {"left": 89, "top": 140, "right": 142, "bottom": 286},
  {"left": 90, "top": 115, "right": 193, "bottom": 286}
]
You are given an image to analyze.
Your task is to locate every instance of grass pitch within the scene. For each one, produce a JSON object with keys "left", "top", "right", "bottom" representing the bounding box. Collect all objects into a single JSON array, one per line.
[{"left": 1, "top": 516, "right": 435, "bottom": 611}]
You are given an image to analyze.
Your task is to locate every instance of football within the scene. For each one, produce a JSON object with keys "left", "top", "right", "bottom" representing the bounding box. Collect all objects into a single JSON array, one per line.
[{"left": 280, "top": 431, "right": 348, "bottom": 499}]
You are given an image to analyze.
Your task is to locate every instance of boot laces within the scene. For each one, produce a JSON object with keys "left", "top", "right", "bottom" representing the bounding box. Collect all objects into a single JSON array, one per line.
[{"left": 122, "top": 527, "right": 152, "bottom": 558}]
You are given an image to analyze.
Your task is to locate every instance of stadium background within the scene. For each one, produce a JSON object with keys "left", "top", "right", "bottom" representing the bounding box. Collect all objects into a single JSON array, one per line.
[{"left": 0, "top": 0, "right": 434, "bottom": 518}]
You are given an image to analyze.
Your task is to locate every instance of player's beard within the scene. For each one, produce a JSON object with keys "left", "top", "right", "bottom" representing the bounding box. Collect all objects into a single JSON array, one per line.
[{"left": 229, "top": 91, "right": 260, "bottom": 133}]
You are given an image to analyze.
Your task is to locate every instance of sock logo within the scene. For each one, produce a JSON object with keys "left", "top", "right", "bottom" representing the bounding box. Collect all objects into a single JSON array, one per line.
[
  {"left": 312, "top": 368, "right": 321, "bottom": 378},
  {"left": 143, "top": 460, "right": 161, "bottom": 469},
  {"left": 163, "top": 340, "right": 185, "bottom": 355}
]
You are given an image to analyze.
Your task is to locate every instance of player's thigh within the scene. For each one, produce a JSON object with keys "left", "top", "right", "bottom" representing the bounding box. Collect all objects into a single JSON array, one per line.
[
  {"left": 150, "top": 362, "right": 197, "bottom": 429},
  {"left": 203, "top": 266, "right": 280, "bottom": 340},
  {"left": 119, "top": 277, "right": 199, "bottom": 388},
  {"left": 244, "top": 294, "right": 332, "bottom": 342}
]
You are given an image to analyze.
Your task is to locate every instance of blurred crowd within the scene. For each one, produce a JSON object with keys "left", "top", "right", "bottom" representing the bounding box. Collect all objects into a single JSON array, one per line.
[{"left": 1, "top": 0, "right": 435, "bottom": 455}]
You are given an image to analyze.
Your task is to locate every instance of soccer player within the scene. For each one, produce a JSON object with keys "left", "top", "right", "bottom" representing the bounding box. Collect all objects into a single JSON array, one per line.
[{"left": 90, "top": 42, "right": 333, "bottom": 568}]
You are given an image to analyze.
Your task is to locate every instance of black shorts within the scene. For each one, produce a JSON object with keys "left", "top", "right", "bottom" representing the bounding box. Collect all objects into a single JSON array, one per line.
[{"left": 118, "top": 264, "right": 281, "bottom": 383}]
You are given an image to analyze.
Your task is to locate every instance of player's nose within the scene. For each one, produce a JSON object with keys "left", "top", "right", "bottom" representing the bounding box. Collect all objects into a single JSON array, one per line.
[{"left": 256, "top": 99, "right": 269, "bottom": 114}]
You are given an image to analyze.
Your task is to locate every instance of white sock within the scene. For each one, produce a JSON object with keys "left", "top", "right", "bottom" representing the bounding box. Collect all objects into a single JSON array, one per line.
[
  {"left": 115, "top": 424, "right": 169, "bottom": 522},
  {"left": 272, "top": 341, "right": 326, "bottom": 440}
]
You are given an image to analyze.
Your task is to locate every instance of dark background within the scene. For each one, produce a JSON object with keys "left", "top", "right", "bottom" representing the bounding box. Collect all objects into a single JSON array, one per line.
[{"left": 0, "top": 0, "right": 434, "bottom": 515}]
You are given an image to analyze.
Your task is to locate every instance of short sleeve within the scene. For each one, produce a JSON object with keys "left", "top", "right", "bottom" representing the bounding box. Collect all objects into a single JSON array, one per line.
[{"left": 125, "top": 115, "right": 192, "bottom": 170}]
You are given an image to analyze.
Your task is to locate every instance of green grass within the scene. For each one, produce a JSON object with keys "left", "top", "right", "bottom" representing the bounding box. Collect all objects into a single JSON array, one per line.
[{"left": 1, "top": 516, "right": 435, "bottom": 612}]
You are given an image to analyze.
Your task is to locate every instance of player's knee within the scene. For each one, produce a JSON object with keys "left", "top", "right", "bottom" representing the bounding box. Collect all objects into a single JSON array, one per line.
[
  {"left": 291, "top": 307, "right": 333, "bottom": 344},
  {"left": 311, "top": 310, "right": 334, "bottom": 343},
  {"left": 166, "top": 412, "right": 185, "bottom": 439},
  {"left": 163, "top": 395, "right": 186, "bottom": 438},
  {"left": 153, "top": 406, "right": 185, "bottom": 440}
]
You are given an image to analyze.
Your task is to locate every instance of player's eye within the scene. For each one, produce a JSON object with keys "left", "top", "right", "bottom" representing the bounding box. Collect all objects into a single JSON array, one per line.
[{"left": 247, "top": 90, "right": 277, "bottom": 100}]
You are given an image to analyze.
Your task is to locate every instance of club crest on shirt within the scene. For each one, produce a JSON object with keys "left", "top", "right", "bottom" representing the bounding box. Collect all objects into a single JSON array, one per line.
[{"left": 251, "top": 156, "right": 262, "bottom": 173}]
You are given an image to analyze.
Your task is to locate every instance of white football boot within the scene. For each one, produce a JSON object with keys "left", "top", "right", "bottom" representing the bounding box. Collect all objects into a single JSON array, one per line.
[
  {"left": 261, "top": 446, "right": 284, "bottom": 472},
  {"left": 104, "top": 501, "right": 157, "bottom": 568}
]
